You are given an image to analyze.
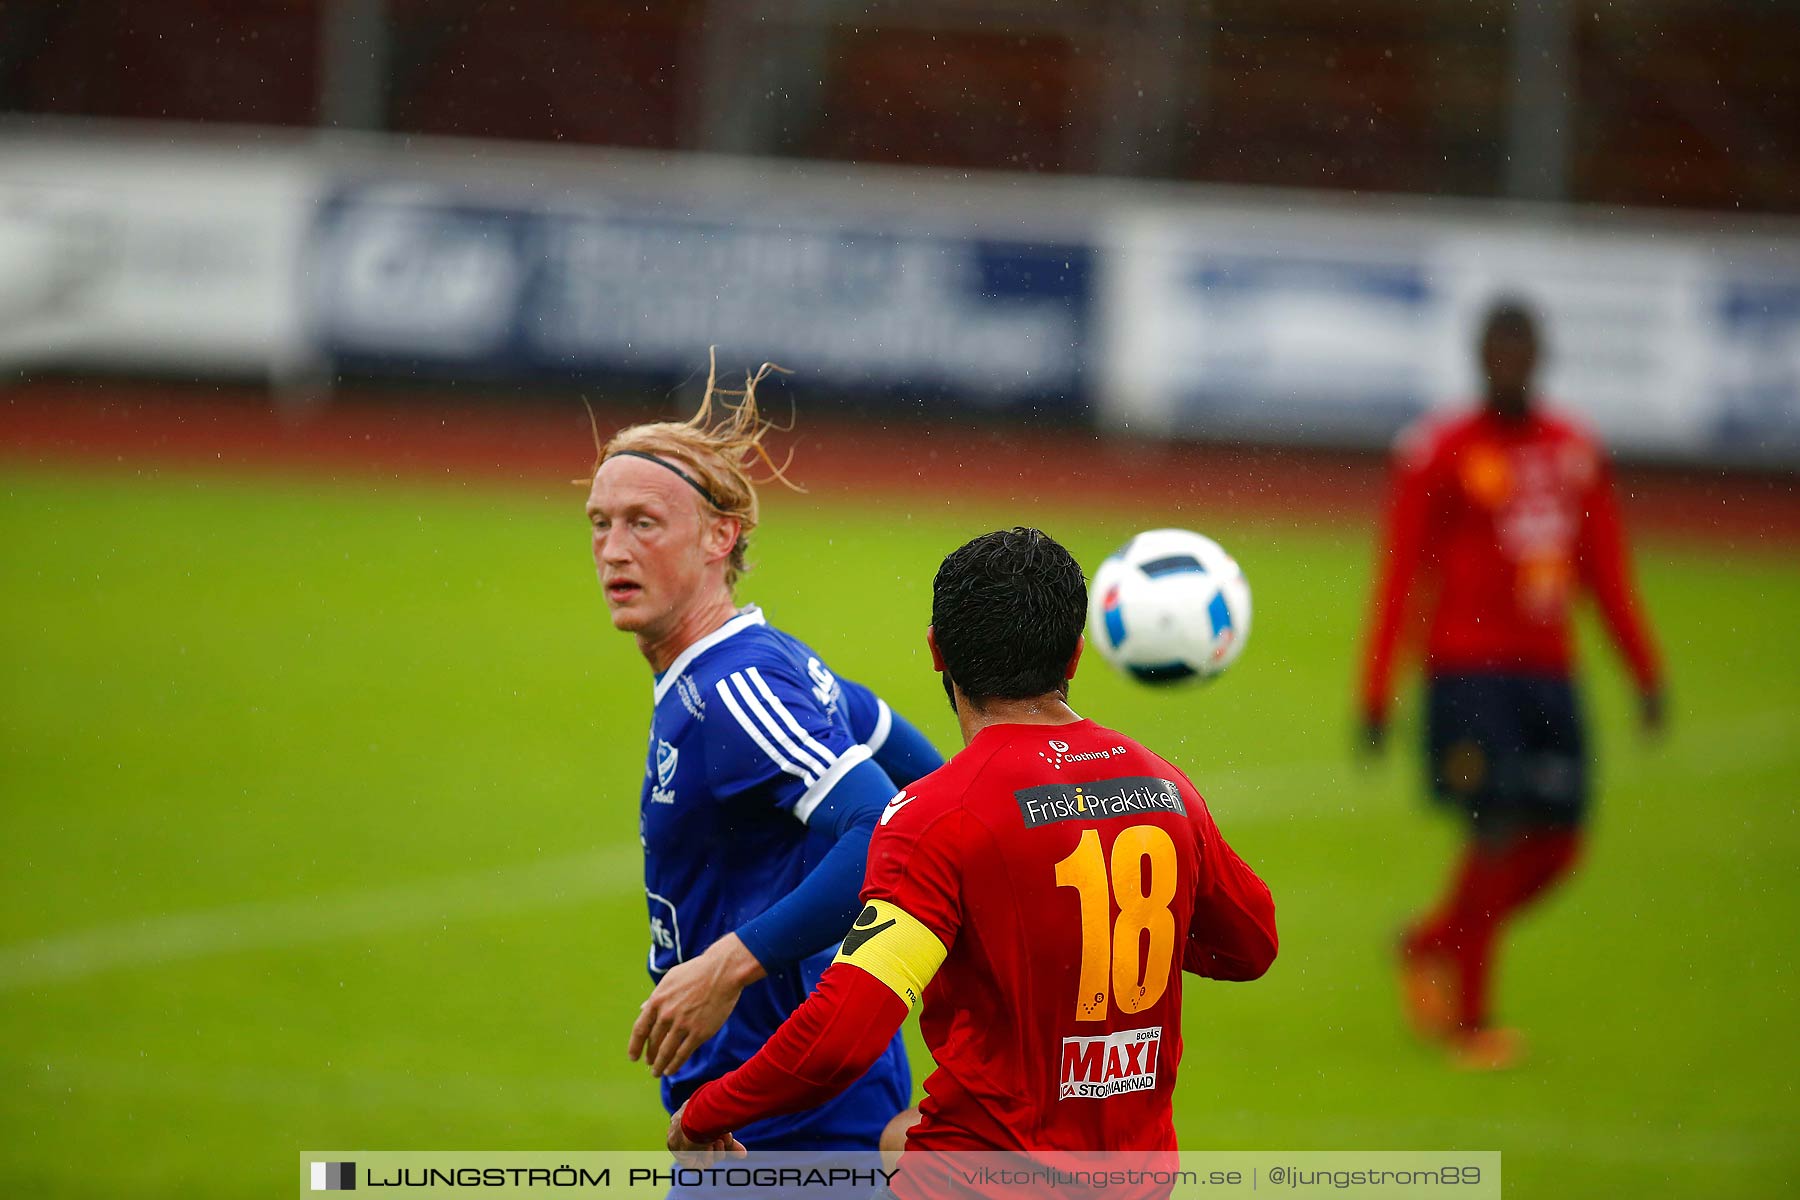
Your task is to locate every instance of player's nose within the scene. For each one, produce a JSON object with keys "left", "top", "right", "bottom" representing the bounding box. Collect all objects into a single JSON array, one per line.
[{"left": 596, "top": 525, "right": 633, "bottom": 563}]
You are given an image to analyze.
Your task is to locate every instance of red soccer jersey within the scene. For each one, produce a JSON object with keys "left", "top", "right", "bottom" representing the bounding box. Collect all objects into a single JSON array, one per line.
[
  {"left": 1359, "top": 406, "right": 1662, "bottom": 723},
  {"left": 678, "top": 718, "right": 1276, "bottom": 1162},
  {"left": 869, "top": 718, "right": 1278, "bottom": 1152}
]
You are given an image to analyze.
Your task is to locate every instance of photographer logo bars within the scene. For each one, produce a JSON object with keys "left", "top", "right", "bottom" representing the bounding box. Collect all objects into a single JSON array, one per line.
[{"left": 310, "top": 1162, "right": 356, "bottom": 1191}]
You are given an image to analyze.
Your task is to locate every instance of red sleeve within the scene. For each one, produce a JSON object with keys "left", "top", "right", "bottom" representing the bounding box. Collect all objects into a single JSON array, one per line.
[
  {"left": 1578, "top": 454, "right": 1662, "bottom": 695},
  {"left": 680, "top": 962, "right": 907, "bottom": 1143},
  {"left": 1359, "top": 430, "right": 1439, "bottom": 724},
  {"left": 862, "top": 805, "right": 964, "bottom": 945},
  {"left": 1183, "top": 797, "right": 1278, "bottom": 982}
]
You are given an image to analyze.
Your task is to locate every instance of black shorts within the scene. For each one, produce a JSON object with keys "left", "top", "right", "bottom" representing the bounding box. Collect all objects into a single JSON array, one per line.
[{"left": 1426, "top": 673, "right": 1588, "bottom": 836}]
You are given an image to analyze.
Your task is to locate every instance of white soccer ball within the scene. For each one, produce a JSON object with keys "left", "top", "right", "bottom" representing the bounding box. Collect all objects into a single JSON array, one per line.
[{"left": 1087, "top": 528, "right": 1252, "bottom": 684}]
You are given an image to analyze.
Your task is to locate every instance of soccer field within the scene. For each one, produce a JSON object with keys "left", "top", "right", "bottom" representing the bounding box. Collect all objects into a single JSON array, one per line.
[{"left": 2, "top": 463, "right": 1796, "bottom": 1198}]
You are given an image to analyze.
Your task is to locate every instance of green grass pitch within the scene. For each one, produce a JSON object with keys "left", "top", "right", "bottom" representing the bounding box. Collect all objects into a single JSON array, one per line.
[{"left": 2, "top": 463, "right": 1795, "bottom": 1197}]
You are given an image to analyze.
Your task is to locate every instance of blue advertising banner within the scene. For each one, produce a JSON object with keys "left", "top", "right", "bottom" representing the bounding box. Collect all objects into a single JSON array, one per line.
[
  {"left": 1714, "top": 277, "right": 1800, "bottom": 457},
  {"left": 307, "top": 188, "right": 1094, "bottom": 406}
]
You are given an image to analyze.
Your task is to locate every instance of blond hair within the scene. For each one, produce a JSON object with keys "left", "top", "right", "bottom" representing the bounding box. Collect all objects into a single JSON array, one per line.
[{"left": 588, "top": 351, "right": 801, "bottom": 586}]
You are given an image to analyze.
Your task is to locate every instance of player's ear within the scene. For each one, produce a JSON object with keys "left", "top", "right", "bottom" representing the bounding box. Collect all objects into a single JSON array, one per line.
[
  {"left": 927, "top": 626, "right": 960, "bottom": 715},
  {"left": 701, "top": 512, "right": 740, "bottom": 563},
  {"left": 1066, "top": 635, "right": 1084, "bottom": 681}
]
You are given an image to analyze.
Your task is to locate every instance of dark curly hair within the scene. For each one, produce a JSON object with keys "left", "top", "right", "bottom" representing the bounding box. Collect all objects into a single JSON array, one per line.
[{"left": 931, "top": 527, "right": 1088, "bottom": 709}]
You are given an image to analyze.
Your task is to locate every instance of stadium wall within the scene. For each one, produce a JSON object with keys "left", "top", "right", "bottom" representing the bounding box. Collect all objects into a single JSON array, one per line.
[{"left": 3, "top": 119, "right": 1798, "bottom": 469}]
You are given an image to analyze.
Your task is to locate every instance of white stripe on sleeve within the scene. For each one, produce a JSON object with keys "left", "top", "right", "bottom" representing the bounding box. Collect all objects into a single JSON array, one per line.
[
  {"left": 715, "top": 677, "right": 815, "bottom": 786},
  {"left": 746, "top": 667, "right": 842, "bottom": 769},
  {"left": 728, "top": 672, "right": 830, "bottom": 778},
  {"left": 865, "top": 698, "right": 894, "bottom": 755},
  {"left": 792, "top": 743, "right": 873, "bottom": 825}
]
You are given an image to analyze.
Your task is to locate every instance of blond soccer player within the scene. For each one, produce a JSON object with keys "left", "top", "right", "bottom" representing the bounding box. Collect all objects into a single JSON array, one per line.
[{"left": 586, "top": 358, "right": 943, "bottom": 1149}]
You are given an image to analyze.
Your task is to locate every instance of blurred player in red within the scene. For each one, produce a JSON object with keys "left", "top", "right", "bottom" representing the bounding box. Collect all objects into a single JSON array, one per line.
[
  {"left": 670, "top": 527, "right": 1277, "bottom": 1176},
  {"left": 1359, "top": 299, "right": 1665, "bottom": 1069}
]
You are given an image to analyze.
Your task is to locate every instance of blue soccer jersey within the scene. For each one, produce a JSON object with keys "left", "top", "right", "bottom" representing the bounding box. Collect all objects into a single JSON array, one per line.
[{"left": 641, "top": 606, "right": 913, "bottom": 1149}]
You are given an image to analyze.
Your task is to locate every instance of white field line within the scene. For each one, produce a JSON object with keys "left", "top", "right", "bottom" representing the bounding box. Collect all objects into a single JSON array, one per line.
[
  {"left": 0, "top": 844, "right": 640, "bottom": 992},
  {"left": 1, "top": 709, "right": 1792, "bottom": 991}
]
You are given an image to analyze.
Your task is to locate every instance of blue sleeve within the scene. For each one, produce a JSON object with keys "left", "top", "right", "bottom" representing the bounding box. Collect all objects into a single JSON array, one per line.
[
  {"left": 735, "top": 756, "right": 895, "bottom": 969},
  {"left": 869, "top": 708, "right": 942, "bottom": 789},
  {"left": 840, "top": 676, "right": 945, "bottom": 789},
  {"left": 706, "top": 663, "right": 869, "bottom": 821}
]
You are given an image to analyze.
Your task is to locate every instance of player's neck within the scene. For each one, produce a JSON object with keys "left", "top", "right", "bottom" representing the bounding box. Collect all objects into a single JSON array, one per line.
[
  {"left": 954, "top": 693, "right": 1082, "bottom": 747},
  {"left": 1484, "top": 392, "right": 1531, "bottom": 423},
  {"left": 638, "top": 591, "right": 741, "bottom": 675}
]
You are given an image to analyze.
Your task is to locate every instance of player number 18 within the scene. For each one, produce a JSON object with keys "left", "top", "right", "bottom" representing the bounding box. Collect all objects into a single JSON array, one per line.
[{"left": 1053, "top": 824, "right": 1177, "bottom": 1021}]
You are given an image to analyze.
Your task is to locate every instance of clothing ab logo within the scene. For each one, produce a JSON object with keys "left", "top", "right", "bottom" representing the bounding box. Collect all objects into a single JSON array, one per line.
[
  {"left": 1037, "top": 738, "right": 1123, "bottom": 771},
  {"left": 1058, "top": 1026, "right": 1162, "bottom": 1100},
  {"left": 651, "top": 739, "right": 678, "bottom": 804}
]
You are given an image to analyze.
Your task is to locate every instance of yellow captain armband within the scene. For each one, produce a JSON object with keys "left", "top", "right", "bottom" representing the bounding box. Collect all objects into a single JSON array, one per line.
[{"left": 832, "top": 898, "right": 948, "bottom": 1010}]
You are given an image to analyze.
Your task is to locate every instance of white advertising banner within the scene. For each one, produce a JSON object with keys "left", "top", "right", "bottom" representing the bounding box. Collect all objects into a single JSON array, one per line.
[
  {"left": 1101, "top": 204, "right": 1800, "bottom": 463},
  {"left": 0, "top": 138, "right": 316, "bottom": 378}
]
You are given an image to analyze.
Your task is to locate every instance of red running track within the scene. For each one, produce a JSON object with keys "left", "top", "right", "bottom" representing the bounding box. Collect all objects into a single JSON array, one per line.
[{"left": 2, "top": 380, "right": 1796, "bottom": 553}]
